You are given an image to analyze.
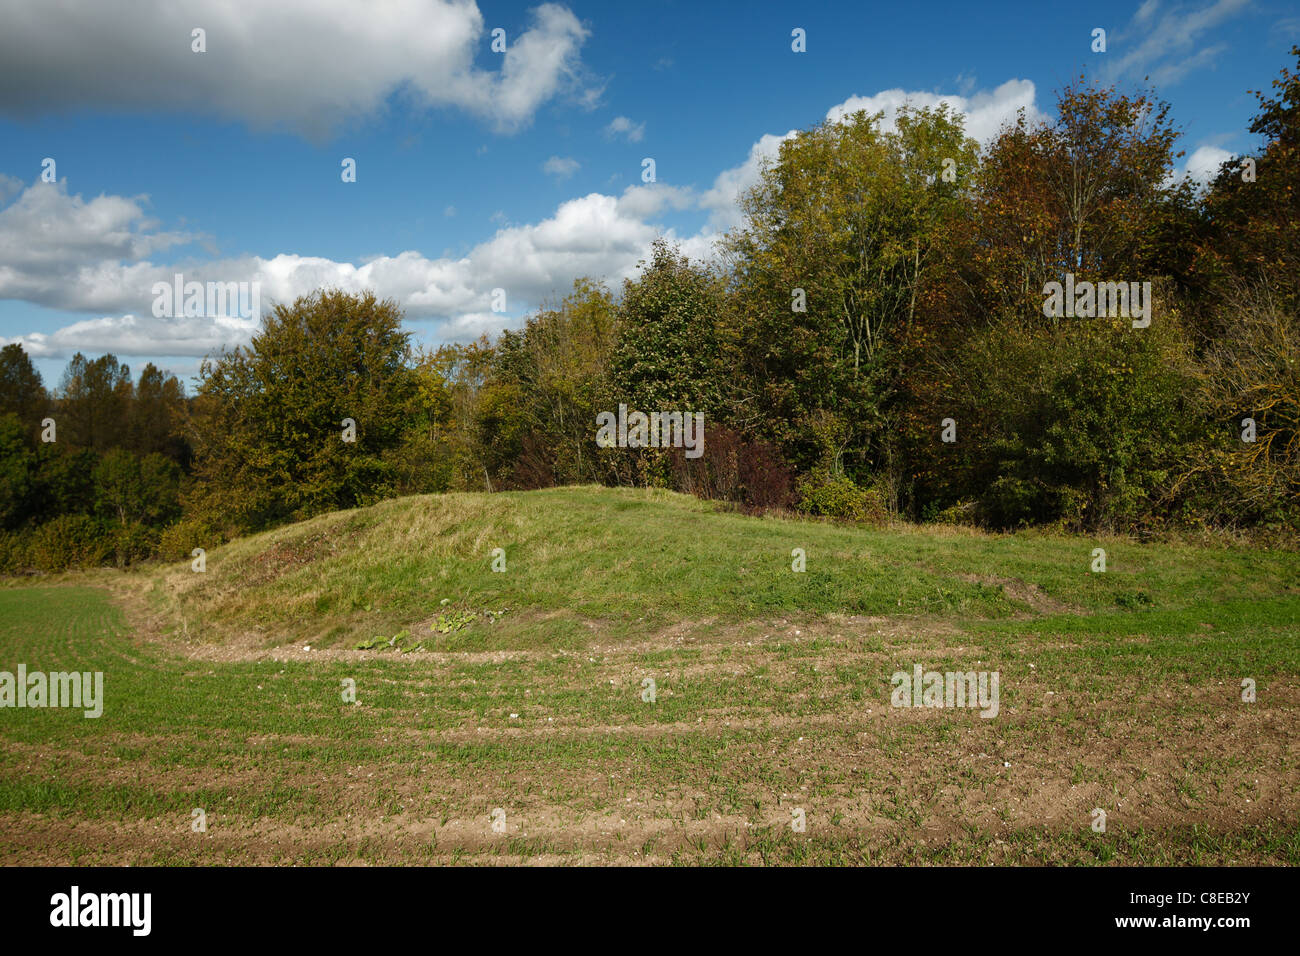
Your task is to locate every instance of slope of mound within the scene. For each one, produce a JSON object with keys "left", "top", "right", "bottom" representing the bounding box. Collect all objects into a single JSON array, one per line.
[{"left": 144, "top": 485, "right": 1298, "bottom": 652}]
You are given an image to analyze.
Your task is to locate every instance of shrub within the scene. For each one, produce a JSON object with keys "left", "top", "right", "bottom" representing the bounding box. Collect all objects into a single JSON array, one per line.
[
  {"left": 28, "top": 515, "right": 114, "bottom": 571},
  {"left": 109, "top": 522, "right": 159, "bottom": 567},
  {"left": 0, "top": 530, "right": 32, "bottom": 574},
  {"left": 917, "top": 308, "right": 1205, "bottom": 531},
  {"left": 796, "top": 469, "right": 886, "bottom": 523},
  {"left": 669, "top": 424, "right": 795, "bottom": 512},
  {"left": 158, "top": 515, "right": 225, "bottom": 562},
  {"left": 1190, "top": 286, "right": 1300, "bottom": 527},
  {"left": 929, "top": 499, "right": 979, "bottom": 526}
]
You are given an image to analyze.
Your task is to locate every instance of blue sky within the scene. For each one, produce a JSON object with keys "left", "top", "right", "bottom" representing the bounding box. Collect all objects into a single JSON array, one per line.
[{"left": 0, "top": 0, "right": 1295, "bottom": 388}]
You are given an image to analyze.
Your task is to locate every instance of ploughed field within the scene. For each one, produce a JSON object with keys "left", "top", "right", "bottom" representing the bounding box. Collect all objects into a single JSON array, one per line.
[{"left": 0, "top": 486, "right": 1296, "bottom": 865}]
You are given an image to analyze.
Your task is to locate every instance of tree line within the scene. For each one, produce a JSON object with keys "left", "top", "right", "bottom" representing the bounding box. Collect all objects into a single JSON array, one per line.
[{"left": 2, "top": 53, "right": 1297, "bottom": 572}]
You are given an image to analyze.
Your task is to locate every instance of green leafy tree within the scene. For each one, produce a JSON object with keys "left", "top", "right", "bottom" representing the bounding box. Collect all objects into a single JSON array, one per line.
[
  {"left": 420, "top": 337, "right": 499, "bottom": 492},
  {"left": 29, "top": 444, "right": 97, "bottom": 522},
  {"left": 0, "top": 414, "right": 34, "bottom": 529},
  {"left": 56, "top": 353, "right": 133, "bottom": 451},
  {"left": 93, "top": 449, "right": 181, "bottom": 527},
  {"left": 384, "top": 344, "right": 458, "bottom": 496},
  {"left": 938, "top": 311, "right": 1203, "bottom": 530},
  {"left": 130, "top": 363, "right": 190, "bottom": 464},
  {"left": 189, "top": 289, "right": 414, "bottom": 532},
  {"left": 483, "top": 278, "right": 619, "bottom": 487},
  {"left": 610, "top": 241, "right": 725, "bottom": 414},
  {"left": 602, "top": 242, "right": 727, "bottom": 486},
  {"left": 723, "top": 105, "right": 977, "bottom": 473},
  {"left": 0, "top": 344, "right": 47, "bottom": 440}
]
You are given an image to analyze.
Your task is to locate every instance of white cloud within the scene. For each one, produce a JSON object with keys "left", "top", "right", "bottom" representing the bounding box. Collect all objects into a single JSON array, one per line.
[
  {"left": 1177, "top": 144, "right": 1236, "bottom": 187},
  {"left": 487, "top": 4, "right": 596, "bottom": 128},
  {"left": 614, "top": 183, "right": 695, "bottom": 220},
  {"left": 1135, "top": 0, "right": 1161, "bottom": 25},
  {"left": 543, "top": 156, "right": 581, "bottom": 179},
  {"left": 435, "top": 310, "right": 515, "bottom": 339},
  {"left": 701, "top": 79, "right": 1043, "bottom": 231},
  {"left": 0, "top": 173, "right": 21, "bottom": 203},
  {"left": 0, "top": 1, "right": 596, "bottom": 137},
  {"left": 0, "top": 179, "right": 697, "bottom": 356},
  {"left": 1101, "top": 0, "right": 1250, "bottom": 87},
  {"left": 2, "top": 312, "right": 257, "bottom": 360},
  {"left": 0, "top": 181, "right": 197, "bottom": 312},
  {"left": 605, "top": 115, "right": 646, "bottom": 142},
  {"left": 826, "top": 78, "right": 1044, "bottom": 144},
  {"left": 699, "top": 131, "right": 799, "bottom": 231}
]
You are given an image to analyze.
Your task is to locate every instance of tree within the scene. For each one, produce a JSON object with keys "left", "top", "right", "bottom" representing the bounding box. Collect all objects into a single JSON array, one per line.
[
  {"left": 482, "top": 278, "right": 619, "bottom": 488},
  {"left": 960, "top": 79, "right": 1180, "bottom": 327},
  {"left": 189, "top": 289, "right": 414, "bottom": 532},
  {"left": 723, "top": 105, "right": 978, "bottom": 473},
  {"left": 384, "top": 344, "right": 457, "bottom": 496},
  {"left": 93, "top": 449, "right": 181, "bottom": 527},
  {"left": 1048, "top": 79, "right": 1179, "bottom": 277},
  {"left": 56, "top": 353, "right": 133, "bottom": 451},
  {"left": 0, "top": 344, "right": 47, "bottom": 439},
  {"left": 899, "top": 80, "right": 1191, "bottom": 522},
  {"left": 1189, "top": 284, "right": 1300, "bottom": 525},
  {"left": 610, "top": 242, "right": 724, "bottom": 413},
  {"left": 130, "top": 363, "right": 189, "bottom": 464},
  {"left": 28, "top": 444, "right": 97, "bottom": 523},
  {"left": 940, "top": 312, "right": 1203, "bottom": 530},
  {"left": 1197, "top": 46, "right": 1300, "bottom": 316},
  {"left": 0, "top": 414, "right": 34, "bottom": 529}
]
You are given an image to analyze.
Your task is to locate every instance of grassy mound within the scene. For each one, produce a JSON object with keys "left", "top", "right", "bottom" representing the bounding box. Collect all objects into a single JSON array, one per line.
[{"left": 147, "top": 485, "right": 1299, "bottom": 652}]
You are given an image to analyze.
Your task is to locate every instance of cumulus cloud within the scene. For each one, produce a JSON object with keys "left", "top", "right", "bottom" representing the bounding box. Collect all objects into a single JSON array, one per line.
[
  {"left": 1176, "top": 143, "right": 1237, "bottom": 188},
  {"left": 3, "top": 313, "right": 258, "bottom": 360},
  {"left": 604, "top": 115, "right": 646, "bottom": 142},
  {"left": 0, "top": 173, "right": 22, "bottom": 204},
  {"left": 0, "top": 181, "right": 198, "bottom": 312},
  {"left": 0, "top": 0, "right": 596, "bottom": 137},
  {"left": 0, "top": 180, "right": 696, "bottom": 357},
  {"left": 614, "top": 183, "right": 695, "bottom": 220},
  {"left": 542, "top": 156, "right": 581, "bottom": 179}
]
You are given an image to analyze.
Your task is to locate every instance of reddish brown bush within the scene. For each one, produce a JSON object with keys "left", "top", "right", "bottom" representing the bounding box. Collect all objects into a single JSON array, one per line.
[{"left": 670, "top": 423, "right": 794, "bottom": 513}]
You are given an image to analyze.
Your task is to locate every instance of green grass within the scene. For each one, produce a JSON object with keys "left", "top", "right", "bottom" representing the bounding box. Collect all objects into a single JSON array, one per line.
[
  {"left": 148, "top": 485, "right": 1299, "bottom": 651},
  {"left": 0, "top": 486, "right": 1296, "bottom": 865}
]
